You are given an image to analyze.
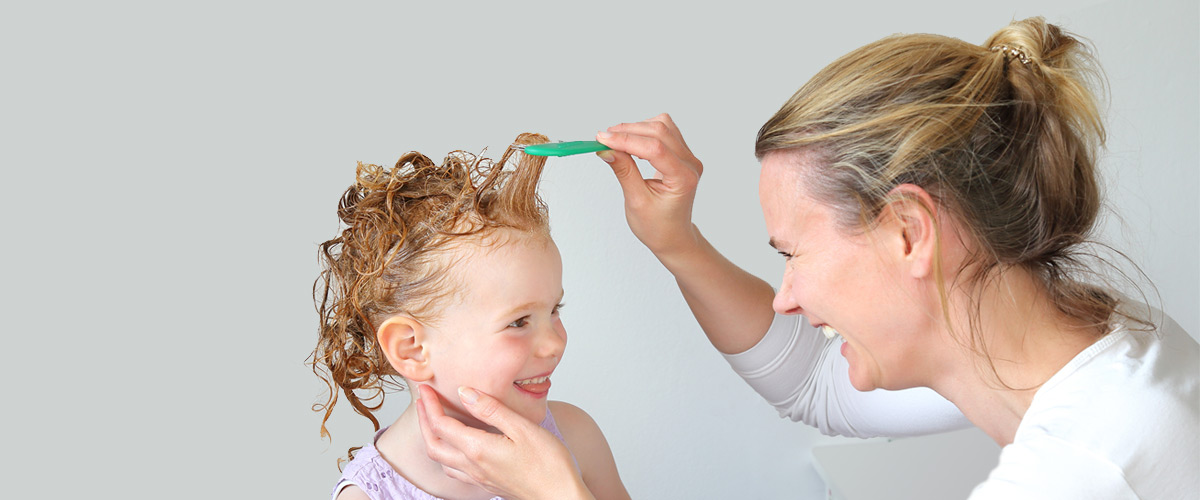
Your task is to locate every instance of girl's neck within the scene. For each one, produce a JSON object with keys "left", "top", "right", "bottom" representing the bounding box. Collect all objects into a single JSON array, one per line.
[
  {"left": 373, "top": 404, "right": 497, "bottom": 500},
  {"left": 926, "top": 267, "right": 1106, "bottom": 446}
]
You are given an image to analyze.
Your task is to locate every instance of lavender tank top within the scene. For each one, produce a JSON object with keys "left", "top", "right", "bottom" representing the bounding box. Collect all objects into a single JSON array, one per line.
[{"left": 331, "top": 408, "right": 573, "bottom": 500}]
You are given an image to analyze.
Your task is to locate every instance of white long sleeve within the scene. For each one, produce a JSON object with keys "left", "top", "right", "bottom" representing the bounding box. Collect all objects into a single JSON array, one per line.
[{"left": 722, "top": 312, "right": 971, "bottom": 438}]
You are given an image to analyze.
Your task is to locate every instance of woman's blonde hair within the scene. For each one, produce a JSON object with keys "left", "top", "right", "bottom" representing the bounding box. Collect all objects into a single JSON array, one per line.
[
  {"left": 311, "top": 133, "right": 551, "bottom": 465},
  {"left": 756, "top": 18, "right": 1148, "bottom": 376}
]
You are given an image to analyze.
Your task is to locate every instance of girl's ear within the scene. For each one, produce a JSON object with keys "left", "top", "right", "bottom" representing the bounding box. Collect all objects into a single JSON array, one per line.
[
  {"left": 377, "top": 315, "right": 433, "bottom": 382},
  {"left": 880, "top": 184, "right": 938, "bottom": 280}
]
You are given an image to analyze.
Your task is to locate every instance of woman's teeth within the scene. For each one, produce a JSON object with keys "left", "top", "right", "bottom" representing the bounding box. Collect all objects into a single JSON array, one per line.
[{"left": 821, "top": 325, "right": 841, "bottom": 340}]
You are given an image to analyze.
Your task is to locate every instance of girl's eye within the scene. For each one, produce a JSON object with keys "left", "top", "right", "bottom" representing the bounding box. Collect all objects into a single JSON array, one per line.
[
  {"left": 552, "top": 303, "right": 565, "bottom": 315},
  {"left": 508, "top": 317, "right": 529, "bottom": 328}
]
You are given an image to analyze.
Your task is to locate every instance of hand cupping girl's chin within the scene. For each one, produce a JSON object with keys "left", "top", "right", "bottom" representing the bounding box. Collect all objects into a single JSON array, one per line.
[{"left": 414, "top": 385, "right": 593, "bottom": 500}]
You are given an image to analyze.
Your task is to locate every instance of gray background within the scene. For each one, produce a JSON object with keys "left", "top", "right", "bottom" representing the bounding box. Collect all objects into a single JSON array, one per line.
[{"left": 3, "top": 0, "right": 1195, "bottom": 498}]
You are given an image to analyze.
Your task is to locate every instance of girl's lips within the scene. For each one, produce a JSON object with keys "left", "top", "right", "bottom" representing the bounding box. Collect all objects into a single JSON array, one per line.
[
  {"left": 514, "top": 372, "right": 553, "bottom": 398},
  {"left": 514, "top": 378, "right": 551, "bottom": 397}
]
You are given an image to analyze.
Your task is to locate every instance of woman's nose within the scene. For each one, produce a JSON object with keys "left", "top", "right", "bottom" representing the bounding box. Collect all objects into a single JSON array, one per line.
[{"left": 773, "top": 274, "right": 801, "bottom": 315}]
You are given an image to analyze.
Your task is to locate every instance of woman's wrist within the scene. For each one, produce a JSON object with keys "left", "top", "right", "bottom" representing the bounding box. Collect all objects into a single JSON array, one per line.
[{"left": 649, "top": 223, "right": 706, "bottom": 273}]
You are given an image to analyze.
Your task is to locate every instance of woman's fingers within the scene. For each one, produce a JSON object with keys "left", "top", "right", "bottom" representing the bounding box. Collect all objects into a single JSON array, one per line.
[
  {"left": 442, "top": 466, "right": 474, "bottom": 484},
  {"left": 604, "top": 114, "right": 700, "bottom": 169},
  {"left": 457, "top": 387, "right": 530, "bottom": 440},
  {"left": 594, "top": 114, "right": 704, "bottom": 258},
  {"left": 649, "top": 113, "right": 691, "bottom": 151},
  {"left": 596, "top": 149, "right": 646, "bottom": 200},
  {"left": 415, "top": 386, "right": 473, "bottom": 470},
  {"left": 595, "top": 130, "right": 699, "bottom": 193},
  {"left": 414, "top": 385, "right": 587, "bottom": 500}
]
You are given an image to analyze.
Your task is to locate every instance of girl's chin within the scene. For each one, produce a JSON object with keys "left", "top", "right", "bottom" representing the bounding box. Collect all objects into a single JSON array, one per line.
[{"left": 513, "top": 399, "right": 549, "bottom": 424}]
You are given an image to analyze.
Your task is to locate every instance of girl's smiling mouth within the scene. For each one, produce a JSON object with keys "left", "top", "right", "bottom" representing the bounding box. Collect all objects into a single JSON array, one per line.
[{"left": 514, "top": 373, "right": 552, "bottom": 397}]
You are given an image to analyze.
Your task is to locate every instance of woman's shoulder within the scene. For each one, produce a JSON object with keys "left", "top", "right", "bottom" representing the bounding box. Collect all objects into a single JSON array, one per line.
[
  {"left": 1006, "top": 305, "right": 1200, "bottom": 499},
  {"left": 970, "top": 437, "right": 1138, "bottom": 500}
]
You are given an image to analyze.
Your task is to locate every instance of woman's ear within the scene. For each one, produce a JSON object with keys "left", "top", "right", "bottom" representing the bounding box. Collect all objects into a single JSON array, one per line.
[
  {"left": 377, "top": 315, "right": 433, "bottom": 382},
  {"left": 881, "top": 184, "right": 938, "bottom": 279}
]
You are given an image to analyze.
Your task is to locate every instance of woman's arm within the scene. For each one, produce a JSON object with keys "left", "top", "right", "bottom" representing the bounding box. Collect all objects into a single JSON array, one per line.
[
  {"left": 549, "top": 401, "right": 631, "bottom": 500},
  {"left": 596, "top": 114, "right": 776, "bottom": 354},
  {"left": 727, "top": 312, "right": 970, "bottom": 437}
]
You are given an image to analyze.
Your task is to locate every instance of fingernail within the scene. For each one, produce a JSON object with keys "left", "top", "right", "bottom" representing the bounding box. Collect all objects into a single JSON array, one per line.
[
  {"left": 596, "top": 131, "right": 612, "bottom": 140},
  {"left": 458, "top": 386, "right": 478, "bottom": 405},
  {"left": 414, "top": 385, "right": 423, "bottom": 400},
  {"left": 596, "top": 151, "right": 615, "bottom": 163}
]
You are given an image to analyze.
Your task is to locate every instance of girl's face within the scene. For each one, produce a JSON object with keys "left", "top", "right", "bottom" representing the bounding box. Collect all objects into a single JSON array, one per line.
[
  {"left": 758, "top": 152, "right": 932, "bottom": 392},
  {"left": 423, "top": 230, "right": 567, "bottom": 427}
]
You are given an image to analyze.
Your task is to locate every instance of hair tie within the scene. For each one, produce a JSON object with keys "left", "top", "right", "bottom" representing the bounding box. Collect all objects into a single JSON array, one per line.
[{"left": 990, "top": 44, "right": 1031, "bottom": 65}]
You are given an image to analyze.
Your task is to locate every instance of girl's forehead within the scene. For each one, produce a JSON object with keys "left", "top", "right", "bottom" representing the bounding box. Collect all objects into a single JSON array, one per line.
[
  {"left": 435, "top": 234, "right": 563, "bottom": 321},
  {"left": 444, "top": 230, "right": 560, "bottom": 282},
  {"left": 448, "top": 228, "right": 556, "bottom": 260}
]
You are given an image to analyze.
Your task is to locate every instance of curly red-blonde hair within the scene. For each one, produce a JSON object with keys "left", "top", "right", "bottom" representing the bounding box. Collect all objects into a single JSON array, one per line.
[{"left": 311, "top": 133, "right": 551, "bottom": 466}]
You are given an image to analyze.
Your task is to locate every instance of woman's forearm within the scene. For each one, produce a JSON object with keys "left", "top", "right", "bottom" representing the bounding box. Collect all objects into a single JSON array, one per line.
[{"left": 657, "top": 226, "right": 776, "bottom": 354}]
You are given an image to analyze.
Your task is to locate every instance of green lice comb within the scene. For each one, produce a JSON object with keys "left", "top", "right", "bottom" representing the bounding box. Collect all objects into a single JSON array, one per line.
[{"left": 515, "top": 141, "right": 611, "bottom": 157}]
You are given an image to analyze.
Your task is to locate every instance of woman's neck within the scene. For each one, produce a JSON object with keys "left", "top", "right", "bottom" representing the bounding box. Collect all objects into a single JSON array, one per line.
[
  {"left": 926, "top": 267, "right": 1106, "bottom": 446},
  {"left": 373, "top": 404, "right": 497, "bottom": 500}
]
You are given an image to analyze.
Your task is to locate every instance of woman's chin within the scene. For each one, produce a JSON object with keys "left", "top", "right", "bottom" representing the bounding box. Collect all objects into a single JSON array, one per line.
[{"left": 849, "top": 376, "right": 877, "bottom": 392}]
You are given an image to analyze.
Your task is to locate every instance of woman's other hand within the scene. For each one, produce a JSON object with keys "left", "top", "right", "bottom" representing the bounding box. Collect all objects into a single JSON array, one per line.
[
  {"left": 596, "top": 113, "right": 703, "bottom": 262},
  {"left": 415, "top": 385, "right": 595, "bottom": 500}
]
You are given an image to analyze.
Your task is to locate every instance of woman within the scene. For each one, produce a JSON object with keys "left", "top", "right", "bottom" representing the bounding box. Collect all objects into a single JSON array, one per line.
[{"left": 414, "top": 17, "right": 1198, "bottom": 499}]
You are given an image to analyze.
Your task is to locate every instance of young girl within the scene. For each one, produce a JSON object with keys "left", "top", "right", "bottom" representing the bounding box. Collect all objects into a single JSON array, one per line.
[{"left": 311, "top": 133, "right": 630, "bottom": 500}]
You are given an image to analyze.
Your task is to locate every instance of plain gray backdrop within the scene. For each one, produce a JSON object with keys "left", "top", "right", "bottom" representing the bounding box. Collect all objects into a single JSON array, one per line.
[{"left": 3, "top": 1, "right": 1195, "bottom": 498}]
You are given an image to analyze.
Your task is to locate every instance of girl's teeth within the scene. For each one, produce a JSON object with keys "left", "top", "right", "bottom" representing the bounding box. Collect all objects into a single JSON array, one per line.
[
  {"left": 516, "top": 375, "right": 549, "bottom": 385},
  {"left": 821, "top": 325, "right": 840, "bottom": 340}
]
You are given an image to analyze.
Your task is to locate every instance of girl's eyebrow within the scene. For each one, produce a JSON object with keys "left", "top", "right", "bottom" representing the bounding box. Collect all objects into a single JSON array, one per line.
[{"left": 497, "top": 289, "right": 566, "bottom": 319}]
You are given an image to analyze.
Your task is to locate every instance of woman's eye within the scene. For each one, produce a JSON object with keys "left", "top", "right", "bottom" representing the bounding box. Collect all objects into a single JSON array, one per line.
[
  {"left": 552, "top": 303, "right": 565, "bottom": 315},
  {"left": 508, "top": 317, "right": 529, "bottom": 328},
  {"left": 777, "top": 250, "right": 793, "bottom": 260}
]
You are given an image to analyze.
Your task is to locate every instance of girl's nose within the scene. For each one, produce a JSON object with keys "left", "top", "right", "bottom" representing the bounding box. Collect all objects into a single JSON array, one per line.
[{"left": 536, "top": 321, "right": 567, "bottom": 359}]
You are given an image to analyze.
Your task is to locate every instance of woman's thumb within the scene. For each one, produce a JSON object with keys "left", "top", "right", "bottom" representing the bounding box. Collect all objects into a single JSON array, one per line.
[{"left": 597, "top": 150, "right": 645, "bottom": 199}]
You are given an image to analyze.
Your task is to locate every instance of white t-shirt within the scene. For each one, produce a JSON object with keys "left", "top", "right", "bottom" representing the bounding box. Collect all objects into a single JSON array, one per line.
[
  {"left": 723, "top": 312, "right": 970, "bottom": 437},
  {"left": 724, "top": 305, "right": 1199, "bottom": 499}
]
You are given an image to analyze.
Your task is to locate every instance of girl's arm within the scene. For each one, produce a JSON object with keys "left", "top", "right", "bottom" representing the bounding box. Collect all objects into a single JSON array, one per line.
[{"left": 548, "top": 401, "right": 631, "bottom": 500}]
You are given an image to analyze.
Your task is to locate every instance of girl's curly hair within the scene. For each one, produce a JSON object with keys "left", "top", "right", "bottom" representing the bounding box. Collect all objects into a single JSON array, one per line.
[{"left": 311, "top": 133, "right": 550, "bottom": 466}]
